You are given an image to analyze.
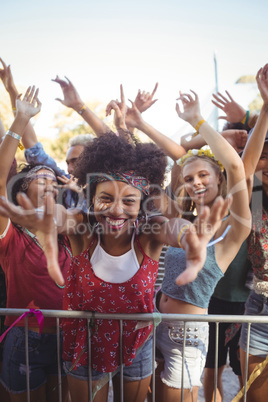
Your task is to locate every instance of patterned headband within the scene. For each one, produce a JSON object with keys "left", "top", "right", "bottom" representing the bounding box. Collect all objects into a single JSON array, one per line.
[
  {"left": 177, "top": 147, "right": 224, "bottom": 172},
  {"left": 21, "top": 165, "right": 57, "bottom": 192},
  {"left": 89, "top": 170, "right": 150, "bottom": 195}
]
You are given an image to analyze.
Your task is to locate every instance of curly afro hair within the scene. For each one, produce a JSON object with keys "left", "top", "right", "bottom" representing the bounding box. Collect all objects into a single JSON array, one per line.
[
  {"left": 73, "top": 134, "right": 167, "bottom": 214},
  {"left": 74, "top": 134, "right": 167, "bottom": 188}
]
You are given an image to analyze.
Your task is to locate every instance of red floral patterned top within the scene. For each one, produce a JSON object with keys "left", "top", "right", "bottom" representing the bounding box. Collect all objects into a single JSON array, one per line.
[
  {"left": 247, "top": 208, "right": 268, "bottom": 281},
  {"left": 62, "top": 235, "right": 158, "bottom": 373}
]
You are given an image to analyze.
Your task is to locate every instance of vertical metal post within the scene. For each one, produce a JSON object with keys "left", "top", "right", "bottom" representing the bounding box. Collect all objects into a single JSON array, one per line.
[
  {"left": 25, "top": 317, "right": 30, "bottom": 402},
  {"left": 120, "top": 319, "right": 124, "bottom": 402},
  {"left": 214, "top": 52, "right": 219, "bottom": 131},
  {"left": 213, "top": 322, "right": 219, "bottom": 402},
  {"left": 56, "top": 317, "right": 62, "bottom": 402},
  {"left": 151, "top": 324, "right": 156, "bottom": 402},
  {"left": 87, "top": 318, "right": 93, "bottom": 402},
  {"left": 243, "top": 323, "right": 251, "bottom": 402},
  {"left": 181, "top": 321, "right": 186, "bottom": 401}
]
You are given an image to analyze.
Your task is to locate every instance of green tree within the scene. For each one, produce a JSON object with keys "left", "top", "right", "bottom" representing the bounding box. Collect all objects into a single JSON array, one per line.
[{"left": 50, "top": 101, "right": 112, "bottom": 161}]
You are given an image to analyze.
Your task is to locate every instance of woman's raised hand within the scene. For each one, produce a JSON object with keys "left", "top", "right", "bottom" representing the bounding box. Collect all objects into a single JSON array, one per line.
[
  {"left": 0, "top": 58, "right": 17, "bottom": 94},
  {"left": 256, "top": 64, "right": 268, "bottom": 105},
  {"left": 176, "top": 90, "right": 202, "bottom": 127},
  {"left": 16, "top": 86, "right": 42, "bottom": 118},
  {"left": 212, "top": 90, "right": 247, "bottom": 123},
  {"left": 106, "top": 84, "right": 127, "bottom": 130},
  {"left": 52, "top": 75, "right": 84, "bottom": 110},
  {"left": 134, "top": 83, "right": 158, "bottom": 113},
  {"left": 176, "top": 195, "right": 231, "bottom": 286},
  {"left": 125, "top": 99, "right": 144, "bottom": 129},
  {"left": 0, "top": 193, "right": 64, "bottom": 286}
]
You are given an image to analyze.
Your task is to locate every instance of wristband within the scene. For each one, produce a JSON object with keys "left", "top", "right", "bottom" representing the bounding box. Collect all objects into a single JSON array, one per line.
[
  {"left": 78, "top": 104, "right": 87, "bottom": 115},
  {"left": 177, "top": 225, "right": 190, "bottom": 248},
  {"left": 6, "top": 130, "right": 21, "bottom": 141},
  {"left": 6, "top": 130, "right": 24, "bottom": 150},
  {"left": 194, "top": 119, "right": 206, "bottom": 133},
  {"left": 241, "top": 110, "right": 250, "bottom": 125}
]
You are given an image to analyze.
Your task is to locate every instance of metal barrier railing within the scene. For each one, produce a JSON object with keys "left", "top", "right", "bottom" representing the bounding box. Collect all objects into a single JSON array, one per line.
[{"left": 1, "top": 308, "right": 268, "bottom": 402}]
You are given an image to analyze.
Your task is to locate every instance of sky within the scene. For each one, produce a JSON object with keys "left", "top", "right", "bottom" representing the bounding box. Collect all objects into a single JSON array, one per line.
[{"left": 0, "top": 0, "right": 267, "bottom": 142}]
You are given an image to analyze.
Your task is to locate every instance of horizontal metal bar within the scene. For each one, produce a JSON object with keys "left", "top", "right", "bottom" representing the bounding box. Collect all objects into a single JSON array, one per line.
[{"left": 1, "top": 308, "right": 267, "bottom": 324}]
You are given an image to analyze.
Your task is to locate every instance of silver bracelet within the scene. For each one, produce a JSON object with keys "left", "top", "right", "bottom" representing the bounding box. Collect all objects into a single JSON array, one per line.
[{"left": 6, "top": 130, "right": 21, "bottom": 141}]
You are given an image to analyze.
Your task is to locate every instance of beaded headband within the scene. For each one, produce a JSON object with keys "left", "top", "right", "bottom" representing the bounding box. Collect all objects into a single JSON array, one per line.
[
  {"left": 89, "top": 170, "right": 150, "bottom": 195},
  {"left": 21, "top": 165, "right": 57, "bottom": 191},
  {"left": 177, "top": 147, "right": 224, "bottom": 172}
]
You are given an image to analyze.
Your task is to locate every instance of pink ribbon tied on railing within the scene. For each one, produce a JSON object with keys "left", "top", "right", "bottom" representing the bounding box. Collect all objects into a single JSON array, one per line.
[{"left": 0, "top": 308, "right": 44, "bottom": 343}]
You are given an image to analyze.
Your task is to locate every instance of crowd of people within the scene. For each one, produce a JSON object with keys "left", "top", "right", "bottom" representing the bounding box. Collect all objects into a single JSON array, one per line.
[{"left": 0, "top": 57, "right": 267, "bottom": 402}]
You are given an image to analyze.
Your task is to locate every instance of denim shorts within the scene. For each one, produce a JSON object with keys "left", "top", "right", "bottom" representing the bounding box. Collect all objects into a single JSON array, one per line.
[
  {"left": 240, "top": 291, "right": 268, "bottom": 357},
  {"left": 156, "top": 320, "right": 208, "bottom": 389},
  {"left": 63, "top": 335, "right": 153, "bottom": 382},
  {"left": 0, "top": 326, "right": 65, "bottom": 393}
]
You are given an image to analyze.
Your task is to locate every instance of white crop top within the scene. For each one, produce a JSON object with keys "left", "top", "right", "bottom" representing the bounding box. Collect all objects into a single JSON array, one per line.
[{"left": 90, "top": 230, "right": 140, "bottom": 283}]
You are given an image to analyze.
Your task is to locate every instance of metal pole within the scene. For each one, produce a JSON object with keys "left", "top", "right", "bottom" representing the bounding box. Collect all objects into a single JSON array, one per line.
[{"left": 214, "top": 52, "right": 219, "bottom": 131}]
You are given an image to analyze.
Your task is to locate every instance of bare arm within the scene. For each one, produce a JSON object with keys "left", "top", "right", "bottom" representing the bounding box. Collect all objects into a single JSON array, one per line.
[
  {"left": 0, "top": 58, "right": 38, "bottom": 149},
  {"left": 0, "top": 192, "right": 86, "bottom": 286},
  {"left": 176, "top": 90, "right": 251, "bottom": 252},
  {"left": 180, "top": 131, "right": 206, "bottom": 150},
  {"left": 181, "top": 128, "right": 248, "bottom": 153},
  {"left": 126, "top": 100, "right": 186, "bottom": 160},
  {"left": 242, "top": 64, "right": 268, "bottom": 195},
  {"left": 0, "top": 113, "right": 5, "bottom": 142},
  {"left": 52, "top": 75, "right": 110, "bottom": 136},
  {"left": 147, "top": 196, "right": 230, "bottom": 285},
  {"left": 0, "top": 87, "right": 41, "bottom": 235}
]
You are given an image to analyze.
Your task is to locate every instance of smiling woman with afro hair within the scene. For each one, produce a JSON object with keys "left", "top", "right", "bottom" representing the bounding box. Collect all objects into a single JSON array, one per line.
[{"left": 0, "top": 96, "right": 230, "bottom": 402}]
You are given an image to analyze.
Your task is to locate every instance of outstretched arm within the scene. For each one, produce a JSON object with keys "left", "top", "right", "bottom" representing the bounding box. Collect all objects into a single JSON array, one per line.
[
  {"left": 176, "top": 90, "right": 251, "bottom": 250},
  {"left": 0, "top": 87, "right": 41, "bottom": 235},
  {"left": 52, "top": 75, "right": 110, "bottom": 136},
  {"left": 180, "top": 128, "right": 248, "bottom": 153},
  {"left": 0, "top": 58, "right": 38, "bottom": 149},
  {"left": 126, "top": 100, "right": 186, "bottom": 160},
  {"left": 152, "top": 196, "right": 230, "bottom": 285},
  {"left": 0, "top": 191, "right": 85, "bottom": 286},
  {"left": 242, "top": 64, "right": 268, "bottom": 195}
]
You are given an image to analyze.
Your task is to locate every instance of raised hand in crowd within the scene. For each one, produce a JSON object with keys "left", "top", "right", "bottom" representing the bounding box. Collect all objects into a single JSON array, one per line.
[
  {"left": 256, "top": 63, "right": 268, "bottom": 103},
  {"left": 212, "top": 90, "right": 247, "bottom": 123},
  {"left": 221, "top": 129, "right": 248, "bottom": 153},
  {"left": 16, "top": 86, "right": 42, "bottom": 118},
  {"left": 57, "top": 175, "right": 83, "bottom": 193},
  {"left": 106, "top": 84, "right": 128, "bottom": 131},
  {"left": 52, "top": 75, "right": 109, "bottom": 136},
  {"left": 52, "top": 75, "right": 84, "bottom": 110},
  {"left": 0, "top": 86, "right": 41, "bottom": 229},
  {"left": 0, "top": 58, "right": 40, "bottom": 149},
  {"left": 0, "top": 58, "right": 19, "bottom": 103},
  {"left": 242, "top": 63, "right": 268, "bottom": 187},
  {"left": 176, "top": 89, "right": 202, "bottom": 126},
  {"left": 134, "top": 82, "right": 158, "bottom": 113}
]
